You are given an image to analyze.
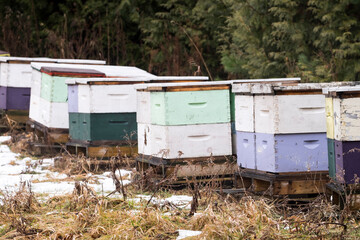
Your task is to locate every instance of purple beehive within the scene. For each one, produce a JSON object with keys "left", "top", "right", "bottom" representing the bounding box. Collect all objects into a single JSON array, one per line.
[
  {"left": 0, "top": 87, "right": 30, "bottom": 110},
  {"left": 256, "top": 132, "right": 328, "bottom": 173},
  {"left": 334, "top": 140, "right": 360, "bottom": 184},
  {"left": 68, "top": 85, "right": 78, "bottom": 113},
  {"left": 7, "top": 87, "right": 31, "bottom": 110},
  {"left": 236, "top": 131, "right": 256, "bottom": 169}
]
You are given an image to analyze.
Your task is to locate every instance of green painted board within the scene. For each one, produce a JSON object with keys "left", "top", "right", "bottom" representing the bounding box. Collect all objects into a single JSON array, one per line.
[
  {"left": 40, "top": 73, "right": 68, "bottom": 102},
  {"left": 69, "top": 112, "right": 137, "bottom": 142},
  {"left": 150, "top": 90, "right": 230, "bottom": 126},
  {"left": 327, "top": 138, "right": 336, "bottom": 179}
]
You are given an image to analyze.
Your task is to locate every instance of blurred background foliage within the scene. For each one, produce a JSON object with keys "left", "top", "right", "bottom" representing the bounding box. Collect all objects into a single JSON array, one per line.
[{"left": 1, "top": 0, "right": 360, "bottom": 81}]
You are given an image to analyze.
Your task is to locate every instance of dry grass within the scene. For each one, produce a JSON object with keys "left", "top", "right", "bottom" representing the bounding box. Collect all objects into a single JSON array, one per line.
[
  {"left": 0, "top": 179, "right": 359, "bottom": 239},
  {"left": 1, "top": 132, "right": 360, "bottom": 239}
]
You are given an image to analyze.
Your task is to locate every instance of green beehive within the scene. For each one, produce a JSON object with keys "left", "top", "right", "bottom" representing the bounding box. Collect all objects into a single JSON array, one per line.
[
  {"left": 150, "top": 89, "right": 230, "bottom": 126},
  {"left": 69, "top": 112, "right": 137, "bottom": 142}
]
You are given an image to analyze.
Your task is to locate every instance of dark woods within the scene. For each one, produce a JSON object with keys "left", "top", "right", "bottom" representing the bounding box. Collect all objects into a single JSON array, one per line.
[{"left": 1, "top": 0, "right": 360, "bottom": 81}]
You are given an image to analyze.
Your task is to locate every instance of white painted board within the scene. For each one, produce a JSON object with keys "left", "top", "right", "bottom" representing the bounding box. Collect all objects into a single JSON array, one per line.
[
  {"left": 234, "top": 95, "right": 254, "bottom": 132},
  {"left": 254, "top": 94, "right": 326, "bottom": 134},
  {"left": 137, "top": 123, "right": 153, "bottom": 156},
  {"left": 333, "top": 97, "right": 360, "bottom": 141},
  {"left": 29, "top": 95, "right": 42, "bottom": 125},
  {"left": 38, "top": 98, "right": 69, "bottom": 129},
  {"left": 139, "top": 123, "right": 232, "bottom": 159},
  {"left": 30, "top": 69, "right": 42, "bottom": 97},
  {"left": 77, "top": 84, "right": 137, "bottom": 113},
  {"left": 136, "top": 91, "right": 151, "bottom": 124}
]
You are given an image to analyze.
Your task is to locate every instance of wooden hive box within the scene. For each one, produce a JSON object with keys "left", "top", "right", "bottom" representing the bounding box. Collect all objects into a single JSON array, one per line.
[
  {"left": 66, "top": 77, "right": 148, "bottom": 143},
  {"left": 324, "top": 86, "right": 360, "bottom": 184},
  {"left": 231, "top": 78, "right": 301, "bottom": 132},
  {"left": 255, "top": 132, "right": 328, "bottom": 173},
  {"left": 137, "top": 122, "right": 232, "bottom": 159},
  {"left": 253, "top": 82, "right": 357, "bottom": 134}
]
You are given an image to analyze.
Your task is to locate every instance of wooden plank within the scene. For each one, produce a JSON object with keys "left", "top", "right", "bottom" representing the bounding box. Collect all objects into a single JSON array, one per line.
[
  {"left": 273, "top": 179, "right": 327, "bottom": 195},
  {"left": 88, "top": 81, "right": 145, "bottom": 85},
  {"left": 274, "top": 90, "right": 323, "bottom": 95},
  {"left": 166, "top": 162, "right": 237, "bottom": 178},
  {"left": 87, "top": 145, "right": 137, "bottom": 158},
  {"left": 252, "top": 179, "right": 271, "bottom": 192},
  {"left": 165, "top": 85, "right": 229, "bottom": 92},
  {"left": 47, "top": 132, "right": 69, "bottom": 144}
]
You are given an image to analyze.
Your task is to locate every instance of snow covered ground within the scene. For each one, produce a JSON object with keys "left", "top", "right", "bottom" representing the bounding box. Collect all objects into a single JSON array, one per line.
[{"left": 0, "top": 136, "right": 193, "bottom": 208}]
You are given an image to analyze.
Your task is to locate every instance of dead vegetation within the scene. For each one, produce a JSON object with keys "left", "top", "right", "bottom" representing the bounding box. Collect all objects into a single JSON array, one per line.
[
  {"left": 0, "top": 132, "right": 360, "bottom": 239},
  {"left": 0, "top": 178, "right": 359, "bottom": 239}
]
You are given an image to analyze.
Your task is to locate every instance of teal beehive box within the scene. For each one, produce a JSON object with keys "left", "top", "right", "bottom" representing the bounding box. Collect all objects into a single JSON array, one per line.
[{"left": 150, "top": 89, "right": 230, "bottom": 126}]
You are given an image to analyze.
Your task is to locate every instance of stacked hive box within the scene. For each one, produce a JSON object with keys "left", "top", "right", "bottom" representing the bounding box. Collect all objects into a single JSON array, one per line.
[
  {"left": 65, "top": 76, "right": 208, "bottom": 158},
  {"left": 323, "top": 86, "right": 360, "bottom": 184},
  {"left": 0, "top": 57, "right": 56, "bottom": 122},
  {"left": 29, "top": 63, "right": 156, "bottom": 144},
  {"left": 136, "top": 81, "right": 237, "bottom": 180},
  {"left": 233, "top": 82, "right": 350, "bottom": 173},
  {"left": 65, "top": 77, "right": 146, "bottom": 157},
  {"left": 0, "top": 57, "right": 105, "bottom": 123}
]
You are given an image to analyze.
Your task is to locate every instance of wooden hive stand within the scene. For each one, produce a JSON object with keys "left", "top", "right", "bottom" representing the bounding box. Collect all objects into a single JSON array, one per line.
[
  {"left": 326, "top": 181, "right": 360, "bottom": 210},
  {"left": 136, "top": 154, "right": 237, "bottom": 186},
  {"left": 235, "top": 168, "right": 329, "bottom": 199},
  {"left": 66, "top": 140, "right": 137, "bottom": 159},
  {"left": 25, "top": 119, "right": 67, "bottom": 155}
]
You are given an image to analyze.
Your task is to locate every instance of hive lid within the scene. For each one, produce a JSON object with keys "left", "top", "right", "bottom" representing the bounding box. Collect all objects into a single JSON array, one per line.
[
  {"left": 0, "top": 56, "right": 55, "bottom": 63},
  {"left": 231, "top": 78, "right": 301, "bottom": 94},
  {"left": 233, "top": 81, "right": 357, "bottom": 95},
  {"left": 322, "top": 85, "right": 360, "bottom": 95},
  {"left": 134, "top": 80, "right": 233, "bottom": 91},
  {"left": 66, "top": 77, "right": 150, "bottom": 85},
  {"left": 31, "top": 63, "right": 156, "bottom": 78},
  {"left": 41, "top": 66, "right": 106, "bottom": 77},
  {"left": 55, "top": 59, "right": 106, "bottom": 65},
  {"left": 150, "top": 76, "right": 209, "bottom": 82}
]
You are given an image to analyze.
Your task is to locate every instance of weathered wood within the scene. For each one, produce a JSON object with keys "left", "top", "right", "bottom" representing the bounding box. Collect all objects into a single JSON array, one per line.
[
  {"left": 88, "top": 81, "right": 145, "bottom": 85},
  {"left": 237, "top": 169, "right": 329, "bottom": 196},
  {"left": 164, "top": 85, "right": 230, "bottom": 92},
  {"left": 165, "top": 162, "right": 237, "bottom": 178},
  {"left": 67, "top": 142, "right": 137, "bottom": 158},
  {"left": 273, "top": 179, "right": 327, "bottom": 195},
  {"left": 326, "top": 182, "right": 360, "bottom": 210}
]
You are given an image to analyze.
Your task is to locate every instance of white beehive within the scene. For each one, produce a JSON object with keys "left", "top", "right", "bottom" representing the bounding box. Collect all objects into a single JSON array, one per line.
[{"left": 138, "top": 123, "right": 232, "bottom": 159}]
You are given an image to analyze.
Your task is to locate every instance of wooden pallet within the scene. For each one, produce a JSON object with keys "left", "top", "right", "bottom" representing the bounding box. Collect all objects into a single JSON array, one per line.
[
  {"left": 136, "top": 155, "right": 237, "bottom": 184},
  {"left": 66, "top": 141, "right": 137, "bottom": 158},
  {"left": 28, "top": 142, "right": 64, "bottom": 156},
  {"left": 326, "top": 182, "right": 360, "bottom": 210},
  {"left": 235, "top": 168, "right": 329, "bottom": 198},
  {"left": 26, "top": 119, "right": 69, "bottom": 144}
]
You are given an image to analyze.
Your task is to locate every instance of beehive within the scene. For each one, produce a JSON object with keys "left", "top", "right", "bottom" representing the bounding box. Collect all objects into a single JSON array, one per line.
[
  {"left": 0, "top": 57, "right": 106, "bottom": 112},
  {"left": 136, "top": 81, "right": 233, "bottom": 159},
  {"left": 234, "top": 82, "right": 351, "bottom": 173},
  {"left": 29, "top": 63, "right": 156, "bottom": 130},
  {"left": 323, "top": 86, "right": 360, "bottom": 184}
]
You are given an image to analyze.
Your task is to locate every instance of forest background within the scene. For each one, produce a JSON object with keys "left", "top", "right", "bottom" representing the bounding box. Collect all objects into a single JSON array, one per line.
[{"left": 1, "top": 0, "right": 360, "bottom": 82}]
